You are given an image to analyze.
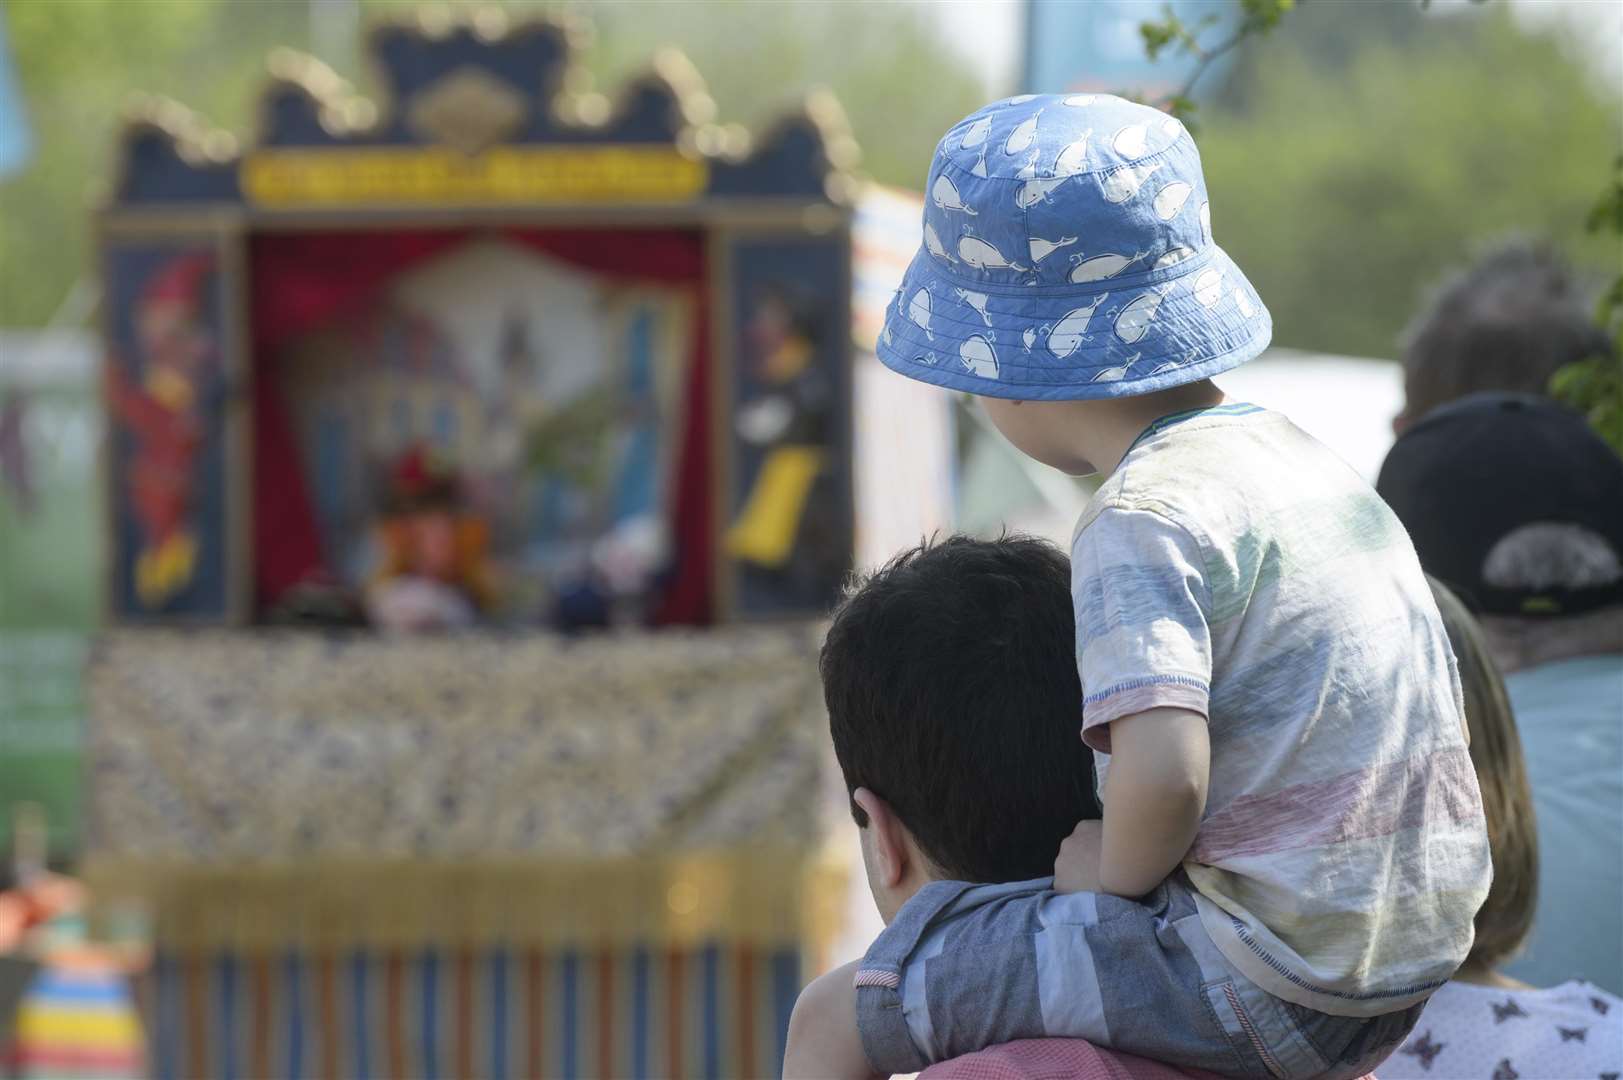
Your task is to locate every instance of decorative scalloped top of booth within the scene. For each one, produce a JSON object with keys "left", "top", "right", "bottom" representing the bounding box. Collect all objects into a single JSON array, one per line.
[{"left": 110, "top": 10, "right": 862, "bottom": 210}]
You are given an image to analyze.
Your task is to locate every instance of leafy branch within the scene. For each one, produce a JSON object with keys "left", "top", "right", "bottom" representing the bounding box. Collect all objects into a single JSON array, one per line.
[{"left": 1137, "top": 0, "right": 1297, "bottom": 124}]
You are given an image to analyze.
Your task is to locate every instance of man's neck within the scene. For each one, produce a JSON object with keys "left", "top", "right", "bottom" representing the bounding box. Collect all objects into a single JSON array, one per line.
[{"left": 1482, "top": 606, "right": 1623, "bottom": 674}]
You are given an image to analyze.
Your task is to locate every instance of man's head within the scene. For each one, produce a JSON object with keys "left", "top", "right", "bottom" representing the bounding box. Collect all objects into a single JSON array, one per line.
[
  {"left": 1377, "top": 393, "right": 1623, "bottom": 670},
  {"left": 1395, "top": 241, "right": 1612, "bottom": 432},
  {"left": 821, "top": 534, "right": 1100, "bottom": 921}
]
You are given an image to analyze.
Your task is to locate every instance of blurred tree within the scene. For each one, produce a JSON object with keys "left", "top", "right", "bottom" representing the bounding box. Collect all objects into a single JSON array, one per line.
[
  {"left": 1138, "top": 0, "right": 1623, "bottom": 443},
  {"left": 0, "top": 0, "right": 309, "bottom": 326},
  {"left": 0, "top": 0, "right": 985, "bottom": 328},
  {"left": 1191, "top": 1, "right": 1620, "bottom": 359}
]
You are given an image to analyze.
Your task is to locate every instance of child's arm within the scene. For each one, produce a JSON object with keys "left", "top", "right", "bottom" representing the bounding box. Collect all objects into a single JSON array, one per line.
[
  {"left": 1064, "top": 505, "right": 1216, "bottom": 897},
  {"left": 1052, "top": 707, "right": 1210, "bottom": 897},
  {"left": 1096, "top": 706, "right": 1209, "bottom": 897},
  {"left": 783, "top": 960, "right": 883, "bottom": 1080}
]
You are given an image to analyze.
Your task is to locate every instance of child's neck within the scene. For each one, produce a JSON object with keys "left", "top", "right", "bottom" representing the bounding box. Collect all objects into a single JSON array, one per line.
[
  {"left": 1453, "top": 961, "right": 1534, "bottom": 991},
  {"left": 1079, "top": 380, "right": 1228, "bottom": 477}
]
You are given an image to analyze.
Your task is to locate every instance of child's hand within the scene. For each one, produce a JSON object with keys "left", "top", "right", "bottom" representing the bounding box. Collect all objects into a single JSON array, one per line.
[{"left": 1053, "top": 819, "right": 1103, "bottom": 893}]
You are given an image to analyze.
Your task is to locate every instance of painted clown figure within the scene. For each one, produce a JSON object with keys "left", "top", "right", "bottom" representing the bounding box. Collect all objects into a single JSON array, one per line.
[{"left": 104, "top": 253, "right": 217, "bottom": 610}]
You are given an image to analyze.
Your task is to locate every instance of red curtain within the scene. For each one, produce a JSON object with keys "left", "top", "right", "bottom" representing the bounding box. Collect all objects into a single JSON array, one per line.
[{"left": 248, "top": 227, "right": 712, "bottom": 624}]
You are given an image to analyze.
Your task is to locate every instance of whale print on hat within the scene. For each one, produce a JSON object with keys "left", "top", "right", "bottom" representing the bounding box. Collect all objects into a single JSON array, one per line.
[
  {"left": 958, "top": 235, "right": 1028, "bottom": 273},
  {"left": 1193, "top": 268, "right": 1224, "bottom": 308},
  {"left": 1015, "top": 175, "right": 1068, "bottom": 210},
  {"left": 1053, "top": 132, "right": 1092, "bottom": 176},
  {"left": 1046, "top": 294, "right": 1112, "bottom": 359},
  {"left": 960, "top": 115, "right": 991, "bottom": 150},
  {"left": 1153, "top": 181, "right": 1193, "bottom": 221},
  {"left": 1112, "top": 124, "right": 1149, "bottom": 159},
  {"left": 1093, "top": 351, "right": 1142, "bottom": 382},
  {"left": 1004, "top": 110, "right": 1041, "bottom": 155},
  {"left": 959, "top": 334, "right": 999, "bottom": 379},
  {"left": 1069, "top": 250, "right": 1147, "bottom": 284},
  {"left": 1114, "top": 291, "right": 1165, "bottom": 344},
  {"left": 908, "top": 287, "right": 934, "bottom": 339},
  {"left": 954, "top": 287, "right": 994, "bottom": 326},
  {"left": 1154, "top": 246, "right": 1195, "bottom": 270},
  {"left": 1100, "top": 160, "right": 1164, "bottom": 204},
  {"left": 1030, "top": 235, "right": 1080, "bottom": 264},
  {"left": 932, "top": 174, "right": 977, "bottom": 215},
  {"left": 878, "top": 94, "right": 1271, "bottom": 399}
]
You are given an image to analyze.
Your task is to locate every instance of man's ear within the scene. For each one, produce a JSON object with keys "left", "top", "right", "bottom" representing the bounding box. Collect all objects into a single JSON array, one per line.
[{"left": 852, "top": 787, "right": 911, "bottom": 889}]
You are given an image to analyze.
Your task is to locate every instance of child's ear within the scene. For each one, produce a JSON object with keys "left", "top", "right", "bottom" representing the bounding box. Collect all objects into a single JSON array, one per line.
[{"left": 852, "top": 788, "right": 910, "bottom": 888}]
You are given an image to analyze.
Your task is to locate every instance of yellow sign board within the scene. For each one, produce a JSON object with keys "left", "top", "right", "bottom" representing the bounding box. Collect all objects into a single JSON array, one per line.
[{"left": 242, "top": 145, "right": 710, "bottom": 208}]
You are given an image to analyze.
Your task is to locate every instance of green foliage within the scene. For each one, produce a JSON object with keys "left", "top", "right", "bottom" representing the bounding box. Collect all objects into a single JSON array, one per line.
[
  {"left": 1580, "top": 152, "right": 1623, "bottom": 344},
  {"left": 1190, "top": 3, "right": 1620, "bottom": 359},
  {"left": 1238, "top": 0, "right": 1297, "bottom": 28},
  {"left": 0, "top": 0, "right": 985, "bottom": 327},
  {"left": 1549, "top": 154, "right": 1623, "bottom": 455},
  {"left": 1550, "top": 355, "right": 1623, "bottom": 455},
  {"left": 1139, "top": 5, "right": 1215, "bottom": 64}
]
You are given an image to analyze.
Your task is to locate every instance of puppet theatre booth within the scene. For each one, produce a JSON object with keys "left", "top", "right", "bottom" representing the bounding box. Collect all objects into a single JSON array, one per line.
[{"left": 83, "top": 13, "right": 951, "bottom": 1079}]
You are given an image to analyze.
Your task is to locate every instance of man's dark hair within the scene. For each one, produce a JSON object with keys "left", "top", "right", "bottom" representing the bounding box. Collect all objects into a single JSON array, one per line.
[
  {"left": 821, "top": 534, "right": 1101, "bottom": 884},
  {"left": 1400, "top": 240, "right": 1613, "bottom": 423}
]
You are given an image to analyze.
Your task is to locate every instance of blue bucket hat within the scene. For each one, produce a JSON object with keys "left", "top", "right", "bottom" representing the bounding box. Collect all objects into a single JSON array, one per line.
[{"left": 877, "top": 94, "right": 1272, "bottom": 400}]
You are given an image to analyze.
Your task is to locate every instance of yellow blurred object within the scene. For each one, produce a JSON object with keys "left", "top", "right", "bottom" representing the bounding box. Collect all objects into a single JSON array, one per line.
[
  {"left": 15, "top": 1004, "right": 142, "bottom": 1046},
  {"left": 726, "top": 446, "right": 826, "bottom": 568},
  {"left": 135, "top": 530, "right": 196, "bottom": 608},
  {"left": 146, "top": 367, "right": 194, "bottom": 412}
]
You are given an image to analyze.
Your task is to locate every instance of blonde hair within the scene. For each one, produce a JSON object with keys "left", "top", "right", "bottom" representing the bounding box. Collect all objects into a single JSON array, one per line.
[{"left": 1429, "top": 576, "right": 1539, "bottom": 970}]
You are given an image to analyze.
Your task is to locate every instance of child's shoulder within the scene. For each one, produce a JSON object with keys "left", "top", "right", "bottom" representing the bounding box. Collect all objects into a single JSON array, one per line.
[{"left": 1080, "top": 407, "right": 1370, "bottom": 541}]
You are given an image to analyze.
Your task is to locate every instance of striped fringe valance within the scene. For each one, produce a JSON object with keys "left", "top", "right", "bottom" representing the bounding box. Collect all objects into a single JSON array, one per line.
[
  {"left": 137, "top": 941, "right": 801, "bottom": 1080},
  {"left": 85, "top": 848, "right": 848, "bottom": 953}
]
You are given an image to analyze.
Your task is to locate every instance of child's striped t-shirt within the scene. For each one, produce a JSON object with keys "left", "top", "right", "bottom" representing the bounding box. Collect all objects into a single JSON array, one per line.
[{"left": 1071, "top": 402, "right": 1492, "bottom": 1017}]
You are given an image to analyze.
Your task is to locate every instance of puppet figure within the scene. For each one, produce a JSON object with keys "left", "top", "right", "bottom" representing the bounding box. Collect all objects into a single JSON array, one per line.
[
  {"left": 725, "top": 284, "right": 841, "bottom": 604},
  {"left": 105, "top": 253, "right": 216, "bottom": 609},
  {"left": 365, "top": 445, "right": 496, "bottom": 632}
]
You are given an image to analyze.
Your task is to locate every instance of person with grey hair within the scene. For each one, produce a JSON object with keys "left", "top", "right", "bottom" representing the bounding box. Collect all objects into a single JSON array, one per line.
[
  {"left": 1394, "top": 241, "right": 1615, "bottom": 433},
  {"left": 1378, "top": 393, "right": 1623, "bottom": 994}
]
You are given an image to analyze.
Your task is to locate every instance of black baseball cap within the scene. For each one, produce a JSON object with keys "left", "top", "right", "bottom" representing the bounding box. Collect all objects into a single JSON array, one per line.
[{"left": 1377, "top": 392, "right": 1623, "bottom": 617}]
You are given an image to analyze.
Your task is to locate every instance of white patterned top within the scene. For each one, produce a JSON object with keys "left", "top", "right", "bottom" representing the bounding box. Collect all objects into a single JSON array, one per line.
[{"left": 1379, "top": 979, "right": 1622, "bottom": 1079}]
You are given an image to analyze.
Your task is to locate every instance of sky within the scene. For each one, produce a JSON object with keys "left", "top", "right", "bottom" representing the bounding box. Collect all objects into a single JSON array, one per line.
[{"left": 920, "top": 0, "right": 1623, "bottom": 97}]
